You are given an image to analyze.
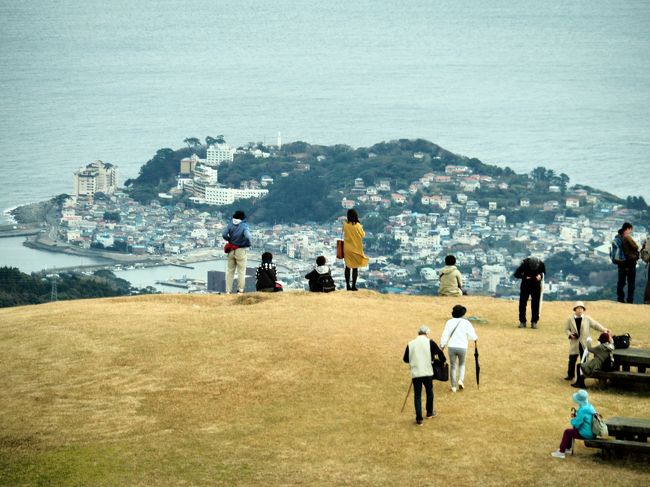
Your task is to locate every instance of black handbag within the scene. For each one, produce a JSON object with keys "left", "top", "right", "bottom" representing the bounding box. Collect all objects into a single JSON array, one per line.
[
  {"left": 613, "top": 333, "right": 631, "bottom": 349},
  {"left": 433, "top": 359, "right": 449, "bottom": 382}
]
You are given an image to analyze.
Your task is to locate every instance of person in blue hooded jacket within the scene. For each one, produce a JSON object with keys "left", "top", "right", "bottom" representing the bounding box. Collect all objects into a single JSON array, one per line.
[
  {"left": 551, "top": 389, "right": 596, "bottom": 458},
  {"left": 222, "top": 210, "right": 252, "bottom": 294}
]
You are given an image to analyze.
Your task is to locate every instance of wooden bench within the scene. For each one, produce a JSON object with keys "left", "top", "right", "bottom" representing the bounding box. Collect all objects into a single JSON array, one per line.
[
  {"left": 590, "top": 370, "right": 650, "bottom": 385},
  {"left": 584, "top": 439, "right": 650, "bottom": 458}
]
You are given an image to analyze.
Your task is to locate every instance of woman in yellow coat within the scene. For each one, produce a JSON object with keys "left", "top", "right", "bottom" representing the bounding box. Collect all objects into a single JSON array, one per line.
[{"left": 342, "top": 208, "right": 369, "bottom": 291}]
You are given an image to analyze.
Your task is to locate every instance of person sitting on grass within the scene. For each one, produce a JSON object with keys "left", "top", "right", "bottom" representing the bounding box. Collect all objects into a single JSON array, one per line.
[
  {"left": 305, "top": 256, "right": 335, "bottom": 292},
  {"left": 438, "top": 255, "right": 463, "bottom": 296},
  {"left": 551, "top": 389, "right": 595, "bottom": 459},
  {"left": 255, "top": 252, "right": 279, "bottom": 292}
]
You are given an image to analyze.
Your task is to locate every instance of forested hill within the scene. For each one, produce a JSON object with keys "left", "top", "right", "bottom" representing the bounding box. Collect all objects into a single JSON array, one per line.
[{"left": 124, "top": 138, "right": 634, "bottom": 225}]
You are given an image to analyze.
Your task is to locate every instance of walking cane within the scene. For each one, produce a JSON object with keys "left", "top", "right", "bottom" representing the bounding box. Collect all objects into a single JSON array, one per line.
[{"left": 400, "top": 381, "right": 412, "bottom": 413}]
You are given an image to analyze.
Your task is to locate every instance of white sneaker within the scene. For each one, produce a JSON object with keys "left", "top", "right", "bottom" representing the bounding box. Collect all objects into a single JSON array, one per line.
[
  {"left": 551, "top": 450, "right": 566, "bottom": 459},
  {"left": 565, "top": 449, "right": 572, "bottom": 455},
  {"left": 451, "top": 387, "right": 457, "bottom": 393},
  {"left": 458, "top": 380, "right": 464, "bottom": 390}
]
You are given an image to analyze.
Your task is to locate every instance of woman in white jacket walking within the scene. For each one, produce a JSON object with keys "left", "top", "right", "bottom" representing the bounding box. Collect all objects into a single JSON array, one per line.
[{"left": 440, "top": 305, "right": 478, "bottom": 392}]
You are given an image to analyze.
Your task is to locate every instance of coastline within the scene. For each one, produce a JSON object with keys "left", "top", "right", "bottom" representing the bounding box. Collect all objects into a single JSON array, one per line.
[
  {"left": 21, "top": 230, "right": 245, "bottom": 268},
  {"left": 2, "top": 206, "right": 18, "bottom": 225}
]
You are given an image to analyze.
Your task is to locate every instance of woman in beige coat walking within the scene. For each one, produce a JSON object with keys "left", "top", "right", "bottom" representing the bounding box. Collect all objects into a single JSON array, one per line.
[{"left": 564, "top": 301, "right": 611, "bottom": 388}]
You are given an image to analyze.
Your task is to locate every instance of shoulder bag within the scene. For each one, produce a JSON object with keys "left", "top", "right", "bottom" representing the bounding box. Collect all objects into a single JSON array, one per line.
[{"left": 433, "top": 320, "right": 462, "bottom": 382}]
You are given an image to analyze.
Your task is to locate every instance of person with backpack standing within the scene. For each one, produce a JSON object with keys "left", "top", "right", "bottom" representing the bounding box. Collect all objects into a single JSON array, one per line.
[
  {"left": 615, "top": 222, "right": 639, "bottom": 303},
  {"left": 305, "top": 256, "right": 336, "bottom": 292},
  {"left": 551, "top": 389, "right": 596, "bottom": 459},
  {"left": 222, "top": 210, "right": 252, "bottom": 294},
  {"left": 342, "top": 208, "right": 369, "bottom": 291},
  {"left": 514, "top": 256, "right": 546, "bottom": 328}
]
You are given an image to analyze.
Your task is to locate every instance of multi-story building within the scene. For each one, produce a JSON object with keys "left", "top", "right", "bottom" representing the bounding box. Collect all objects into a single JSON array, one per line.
[
  {"left": 73, "top": 160, "right": 119, "bottom": 197},
  {"left": 206, "top": 143, "right": 235, "bottom": 166}
]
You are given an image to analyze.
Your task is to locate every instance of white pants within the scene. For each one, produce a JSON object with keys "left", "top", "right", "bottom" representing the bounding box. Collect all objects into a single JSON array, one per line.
[
  {"left": 226, "top": 248, "right": 248, "bottom": 293},
  {"left": 448, "top": 347, "right": 467, "bottom": 389}
]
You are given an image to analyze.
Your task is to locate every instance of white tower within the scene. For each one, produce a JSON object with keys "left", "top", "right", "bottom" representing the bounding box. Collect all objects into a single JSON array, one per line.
[{"left": 277, "top": 132, "right": 282, "bottom": 150}]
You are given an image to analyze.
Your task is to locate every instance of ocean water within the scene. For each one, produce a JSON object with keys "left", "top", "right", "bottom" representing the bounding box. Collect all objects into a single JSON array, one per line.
[{"left": 0, "top": 0, "right": 649, "bottom": 225}]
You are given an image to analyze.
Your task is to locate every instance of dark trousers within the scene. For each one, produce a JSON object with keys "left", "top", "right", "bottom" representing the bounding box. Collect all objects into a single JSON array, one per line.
[
  {"left": 344, "top": 267, "right": 358, "bottom": 290},
  {"left": 568, "top": 346, "right": 585, "bottom": 385},
  {"left": 617, "top": 264, "right": 636, "bottom": 303},
  {"left": 412, "top": 376, "right": 434, "bottom": 422},
  {"left": 519, "top": 281, "right": 541, "bottom": 324}
]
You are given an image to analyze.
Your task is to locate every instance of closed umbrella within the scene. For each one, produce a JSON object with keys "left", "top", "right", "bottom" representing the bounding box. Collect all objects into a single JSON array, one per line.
[{"left": 474, "top": 344, "right": 481, "bottom": 389}]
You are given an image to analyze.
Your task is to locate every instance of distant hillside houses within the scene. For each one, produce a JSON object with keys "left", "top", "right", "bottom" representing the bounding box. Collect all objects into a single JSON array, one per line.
[{"left": 176, "top": 143, "right": 268, "bottom": 206}]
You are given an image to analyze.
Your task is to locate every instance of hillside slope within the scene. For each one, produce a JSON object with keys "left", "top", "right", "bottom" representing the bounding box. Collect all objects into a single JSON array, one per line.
[{"left": 1, "top": 293, "right": 648, "bottom": 486}]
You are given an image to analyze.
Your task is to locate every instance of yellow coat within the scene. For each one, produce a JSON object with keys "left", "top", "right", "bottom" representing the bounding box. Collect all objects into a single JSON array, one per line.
[{"left": 343, "top": 221, "right": 369, "bottom": 268}]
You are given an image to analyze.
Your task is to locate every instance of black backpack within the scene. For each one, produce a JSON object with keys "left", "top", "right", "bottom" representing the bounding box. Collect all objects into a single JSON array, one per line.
[{"left": 318, "top": 273, "right": 336, "bottom": 293}]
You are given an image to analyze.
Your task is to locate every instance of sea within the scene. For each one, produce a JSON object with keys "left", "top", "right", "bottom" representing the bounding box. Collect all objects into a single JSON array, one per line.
[{"left": 1, "top": 0, "right": 649, "bottom": 275}]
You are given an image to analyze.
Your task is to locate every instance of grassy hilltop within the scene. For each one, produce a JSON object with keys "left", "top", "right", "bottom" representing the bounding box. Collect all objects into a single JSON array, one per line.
[{"left": 1, "top": 292, "right": 648, "bottom": 486}]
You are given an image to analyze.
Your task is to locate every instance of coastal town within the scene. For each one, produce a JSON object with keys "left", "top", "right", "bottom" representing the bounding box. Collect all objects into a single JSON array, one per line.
[{"left": 14, "top": 139, "right": 645, "bottom": 300}]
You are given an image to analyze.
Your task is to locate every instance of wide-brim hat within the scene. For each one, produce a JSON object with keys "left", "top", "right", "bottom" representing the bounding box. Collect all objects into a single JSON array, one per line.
[
  {"left": 572, "top": 389, "right": 589, "bottom": 406},
  {"left": 573, "top": 301, "right": 586, "bottom": 311}
]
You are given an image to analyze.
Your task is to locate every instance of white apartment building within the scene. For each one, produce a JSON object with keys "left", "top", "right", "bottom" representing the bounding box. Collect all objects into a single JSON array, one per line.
[
  {"left": 192, "top": 186, "right": 268, "bottom": 206},
  {"left": 73, "top": 160, "right": 119, "bottom": 197},
  {"left": 206, "top": 143, "right": 235, "bottom": 166}
]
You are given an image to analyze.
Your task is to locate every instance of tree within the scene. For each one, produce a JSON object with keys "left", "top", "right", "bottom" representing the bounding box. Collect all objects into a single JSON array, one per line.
[
  {"left": 205, "top": 135, "right": 226, "bottom": 146},
  {"left": 559, "top": 173, "right": 570, "bottom": 193},
  {"left": 183, "top": 137, "right": 201, "bottom": 148},
  {"left": 103, "top": 211, "right": 120, "bottom": 222}
]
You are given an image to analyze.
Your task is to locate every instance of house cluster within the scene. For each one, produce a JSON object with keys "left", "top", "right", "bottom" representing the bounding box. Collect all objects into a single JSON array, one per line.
[
  {"left": 58, "top": 192, "right": 227, "bottom": 255},
  {"left": 173, "top": 143, "right": 269, "bottom": 205}
]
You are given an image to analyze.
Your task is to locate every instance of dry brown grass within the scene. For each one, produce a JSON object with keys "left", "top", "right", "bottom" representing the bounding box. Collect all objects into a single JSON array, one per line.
[{"left": 1, "top": 292, "right": 649, "bottom": 486}]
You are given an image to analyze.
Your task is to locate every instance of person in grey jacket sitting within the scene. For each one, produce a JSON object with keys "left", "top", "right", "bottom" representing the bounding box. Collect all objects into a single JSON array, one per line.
[
  {"left": 580, "top": 333, "right": 615, "bottom": 379},
  {"left": 403, "top": 325, "right": 446, "bottom": 425},
  {"left": 222, "top": 210, "right": 252, "bottom": 294}
]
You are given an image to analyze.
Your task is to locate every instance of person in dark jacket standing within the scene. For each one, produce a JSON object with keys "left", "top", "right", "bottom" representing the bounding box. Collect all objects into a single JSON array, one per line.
[
  {"left": 514, "top": 256, "right": 546, "bottom": 329},
  {"left": 616, "top": 222, "right": 639, "bottom": 303},
  {"left": 403, "top": 325, "right": 446, "bottom": 425},
  {"left": 222, "top": 210, "right": 252, "bottom": 294}
]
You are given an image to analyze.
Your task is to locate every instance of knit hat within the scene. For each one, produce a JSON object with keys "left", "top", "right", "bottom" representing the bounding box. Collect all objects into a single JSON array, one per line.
[
  {"left": 572, "top": 389, "right": 589, "bottom": 406},
  {"left": 233, "top": 210, "right": 246, "bottom": 220},
  {"left": 451, "top": 305, "right": 467, "bottom": 318},
  {"left": 573, "top": 301, "right": 586, "bottom": 311},
  {"left": 418, "top": 325, "right": 430, "bottom": 335},
  {"left": 598, "top": 332, "right": 610, "bottom": 344}
]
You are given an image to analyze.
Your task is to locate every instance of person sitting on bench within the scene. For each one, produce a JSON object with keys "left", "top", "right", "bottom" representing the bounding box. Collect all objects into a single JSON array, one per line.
[
  {"left": 580, "top": 333, "right": 615, "bottom": 379},
  {"left": 551, "top": 389, "right": 596, "bottom": 459}
]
